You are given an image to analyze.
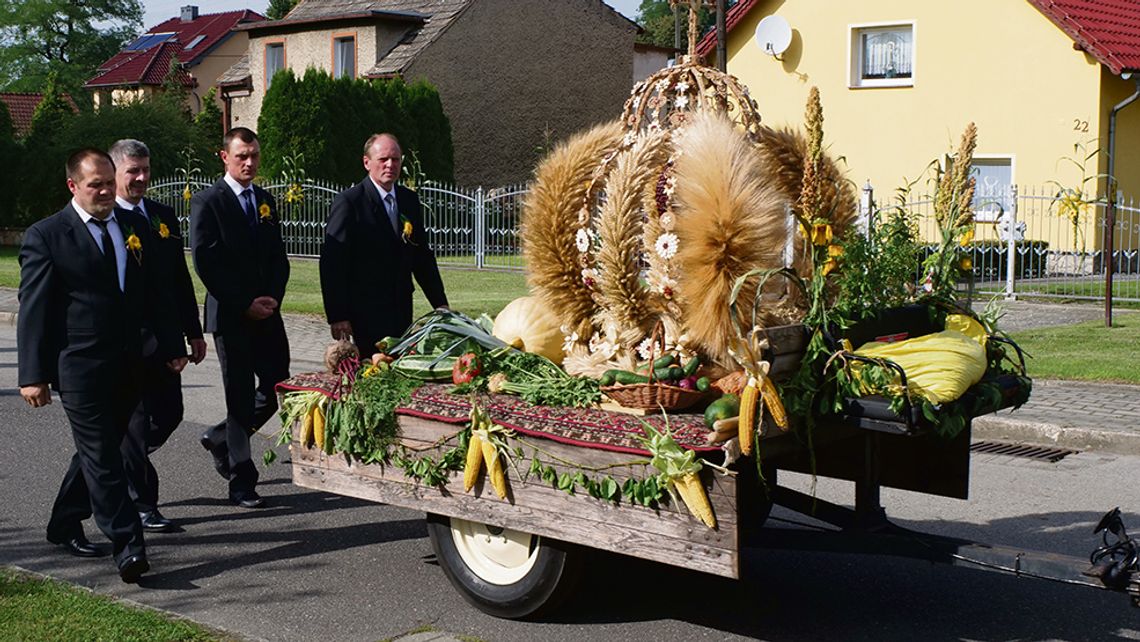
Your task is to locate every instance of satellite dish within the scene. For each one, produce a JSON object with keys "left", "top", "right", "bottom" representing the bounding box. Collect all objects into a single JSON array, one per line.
[{"left": 754, "top": 15, "right": 792, "bottom": 57}]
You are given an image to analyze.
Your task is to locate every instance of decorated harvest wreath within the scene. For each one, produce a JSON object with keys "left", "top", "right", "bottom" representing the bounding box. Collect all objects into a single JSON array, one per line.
[{"left": 275, "top": 20, "right": 1030, "bottom": 529}]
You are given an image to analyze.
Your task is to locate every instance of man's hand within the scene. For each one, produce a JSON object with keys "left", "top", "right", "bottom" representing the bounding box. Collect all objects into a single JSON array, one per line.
[
  {"left": 166, "top": 357, "right": 189, "bottom": 373},
  {"left": 188, "top": 338, "right": 208, "bottom": 364},
  {"left": 20, "top": 384, "right": 50, "bottom": 408},
  {"left": 330, "top": 320, "right": 353, "bottom": 341},
  {"left": 245, "top": 296, "right": 279, "bottom": 320}
]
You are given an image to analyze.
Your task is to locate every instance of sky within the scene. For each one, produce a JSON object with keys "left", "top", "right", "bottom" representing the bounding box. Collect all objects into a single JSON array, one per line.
[{"left": 141, "top": 0, "right": 643, "bottom": 30}]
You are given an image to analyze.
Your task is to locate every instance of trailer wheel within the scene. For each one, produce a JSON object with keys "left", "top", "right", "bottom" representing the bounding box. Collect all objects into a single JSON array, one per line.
[{"left": 426, "top": 514, "right": 581, "bottom": 619}]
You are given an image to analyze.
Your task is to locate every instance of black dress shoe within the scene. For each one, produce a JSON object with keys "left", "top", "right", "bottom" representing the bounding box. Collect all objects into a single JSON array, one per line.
[
  {"left": 138, "top": 509, "right": 175, "bottom": 533},
  {"left": 47, "top": 533, "right": 107, "bottom": 558},
  {"left": 200, "top": 433, "right": 230, "bottom": 479},
  {"left": 229, "top": 490, "right": 264, "bottom": 509},
  {"left": 117, "top": 554, "right": 149, "bottom": 583}
]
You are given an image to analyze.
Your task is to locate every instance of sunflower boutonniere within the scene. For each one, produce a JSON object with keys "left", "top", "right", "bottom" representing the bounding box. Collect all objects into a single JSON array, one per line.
[
  {"left": 399, "top": 214, "right": 415, "bottom": 245},
  {"left": 258, "top": 202, "right": 273, "bottom": 223},
  {"left": 121, "top": 223, "right": 143, "bottom": 265}
]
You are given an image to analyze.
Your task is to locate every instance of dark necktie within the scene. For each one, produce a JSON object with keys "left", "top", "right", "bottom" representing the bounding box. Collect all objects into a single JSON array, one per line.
[
  {"left": 384, "top": 193, "right": 398, "bottom": 234},
  {"left": 133, "top": 205, "right": 146, "bottom": 222},
  {"left": 241, "top": 189, "right": 257, "bottom": 230},
  {"left": 92, "top": 218, "right": 118, "bottom": 286}
]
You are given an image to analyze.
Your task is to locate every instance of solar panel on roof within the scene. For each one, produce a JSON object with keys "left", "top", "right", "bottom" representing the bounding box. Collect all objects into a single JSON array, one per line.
[
  {"left": 184, "top": 35, "right": 206, "bottom": 50},
  {"left": 124, "top": 33, "right": 175, "bottom": 51}
]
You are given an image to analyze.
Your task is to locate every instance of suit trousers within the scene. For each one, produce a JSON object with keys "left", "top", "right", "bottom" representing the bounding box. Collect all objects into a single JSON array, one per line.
[
  {"left": 121, "top": 356, "right": 184, "bottom": 513},
  {"left": 204, "top": 314, "right": 290, "bottom": 494},
  {"left": 47, "top": 384, "right": 145, "bottom": 565}
]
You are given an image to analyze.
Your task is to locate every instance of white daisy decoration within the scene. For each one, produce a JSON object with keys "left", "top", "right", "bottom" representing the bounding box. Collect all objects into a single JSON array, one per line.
[
  {"left": 635, "top": 337, "right": 655, "bottom": 361},
  {"left": 632, "top": 96, "right": 641, "bottom": 110},
  {"left": 575, "top": 228, "right": 591, "bottom": 253},
  {"left": 674, "top": 94, "right": 689, "bottom": 110},
  {"left": 676, "top": 81, "right": 690, "bottom": 94},
  {"left": 655, "top": 232, "right": 679, "bottom": 260},
  {"left": 655, "top": 78, "right": 670, "bottom": 93}
]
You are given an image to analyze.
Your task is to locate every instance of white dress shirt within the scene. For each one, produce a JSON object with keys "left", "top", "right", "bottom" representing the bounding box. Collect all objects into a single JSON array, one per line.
[
  {"left": 74, "top": 199, "right": 126, "bottom": 292},
  {"left": 115, "top": 196, "right": 148, "bottom": 221},
  {"left": 368, "top": 177, "right": 400, "bottom": 232}
]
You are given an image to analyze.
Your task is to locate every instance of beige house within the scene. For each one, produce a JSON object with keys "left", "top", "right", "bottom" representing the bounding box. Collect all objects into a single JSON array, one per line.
[{"left": 218, "top": 0, "right": 639, "bottom": 186}]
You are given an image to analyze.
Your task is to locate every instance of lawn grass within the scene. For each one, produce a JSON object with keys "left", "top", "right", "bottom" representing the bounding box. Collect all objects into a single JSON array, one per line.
[
  {"left": 1009, "top": 319, "right": 1140, "bottom": 383},
  {"left": 0, "top": 568, "right": 225, "bottom": 641}
]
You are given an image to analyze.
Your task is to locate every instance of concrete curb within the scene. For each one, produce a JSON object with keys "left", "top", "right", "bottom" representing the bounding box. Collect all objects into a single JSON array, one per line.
[{"left": 973, "top": 415, "right": 1140, "bottom": 456}]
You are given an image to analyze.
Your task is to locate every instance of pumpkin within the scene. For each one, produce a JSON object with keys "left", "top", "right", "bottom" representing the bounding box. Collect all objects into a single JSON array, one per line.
[{"left": 492, "top": 296, "right": 565, "bottom": 365}]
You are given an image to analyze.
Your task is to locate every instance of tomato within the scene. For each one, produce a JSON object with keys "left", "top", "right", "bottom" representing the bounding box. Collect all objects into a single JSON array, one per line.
[{"left": 451, "top": 352, "right": 482, "bottom": 385}]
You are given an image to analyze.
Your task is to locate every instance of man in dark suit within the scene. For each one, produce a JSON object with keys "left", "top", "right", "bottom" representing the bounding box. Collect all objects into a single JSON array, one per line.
[
  {"left": 110, "top": 139, "right": 207, "bottom": 532},
  {"left": 320, "top": 133, "right": 448, "bottom": 356},
  {"left": 191, "top": 127, "right": 290, "bottom": 509},
  {"left": 18, "top": 148, "right": 187, "bottom": 583}
]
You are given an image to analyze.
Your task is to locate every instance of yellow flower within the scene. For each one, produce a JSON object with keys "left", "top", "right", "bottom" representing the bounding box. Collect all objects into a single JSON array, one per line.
[
  {"left": 822, "top": 258, "right": 839, "bottom": 276},
  {"left": 959, "top": 256, "right": 973, "bottom": 271},
  {"left": 126, "top": 234, "right": 142, "bottom": 251},
  {"left": 827, "top": 243, "right": 843, "bottom": 258},
  {"left": 182, "top": 187, "right": 191, "bottom": 201},
  {"left": 158, "top": 223, "right": 170, "bottom": 239},
  {"left": 811, "top": 223, "right": 833, "bottom": 247},
  {"left": 959, "top": 227, "right": 975, "bottom": 247},
  {"left": 258, "top": 203, "right": 271, "bottom": 220},
  {"left": 403, "top": 220, "right": 413, "bottom": 238},
  {"left": 361, "top": 364, "right": 380, "bottom": 378}
]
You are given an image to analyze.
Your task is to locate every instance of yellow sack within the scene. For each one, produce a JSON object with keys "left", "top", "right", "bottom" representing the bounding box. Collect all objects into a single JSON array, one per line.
[
  {"left": 853, "top": 328, "right": 987, "bottom": 405},
  {"left": 944, "top": 313, "right": 988, "bottom": 347}
]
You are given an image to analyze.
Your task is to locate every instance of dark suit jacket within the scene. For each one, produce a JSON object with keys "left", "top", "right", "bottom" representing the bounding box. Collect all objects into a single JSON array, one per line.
[
  {"left": 320, "top": 180, "right": 448, "bottom": 347},
  {"left": 190, "top": 178, "right": 289, "bottom": 335},
  {"left": 17, "top": 204, "right": 183, "bottom": 393},
  {"left": 139, "top": 197, "right": 202, "bottom": 343}
]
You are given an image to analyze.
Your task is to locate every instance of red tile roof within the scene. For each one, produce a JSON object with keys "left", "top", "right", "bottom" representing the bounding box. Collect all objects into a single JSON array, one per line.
[
  {"left": 697, "top": 0, "right": 1140, "bottom": 74},
  {"left": 1029, "top": 0, "right": 1140, "bottom": 74},
  {"left": 0, "top": 92, "right": 78, "bottom": 137},
  {"left": 85, "top": 9, "right": 265, "bottom": 89}
]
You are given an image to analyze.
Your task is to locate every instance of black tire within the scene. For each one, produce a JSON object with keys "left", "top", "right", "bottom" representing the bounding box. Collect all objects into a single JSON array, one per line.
[{"left": 425, "top": 513, "right": 582, "bottom": 619}]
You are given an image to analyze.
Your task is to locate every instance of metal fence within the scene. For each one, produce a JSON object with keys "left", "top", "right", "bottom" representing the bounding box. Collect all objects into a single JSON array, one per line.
[
  {"left": 866, "top": 183, "right": 1140, "bottom": 303},
  {"left": 149, "top": 177, "right": 529, "bottom": 271}
]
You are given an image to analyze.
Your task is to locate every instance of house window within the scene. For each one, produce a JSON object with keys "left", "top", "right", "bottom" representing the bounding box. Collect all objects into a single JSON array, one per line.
[
  {"left": 850, "top": 23, "right": 914, "bottom": 88},
  {"left": 971, "top": 157, "right": 1014, "bottom": 222},
  {"left": 265, "top": 42, "right": 285, "bottom": 89},
  {"left": 333, "top": 35, "right": 356, "bottom": 79}
]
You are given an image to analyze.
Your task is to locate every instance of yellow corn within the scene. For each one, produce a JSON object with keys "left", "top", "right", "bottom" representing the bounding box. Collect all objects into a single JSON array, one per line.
[
  {"left": 761, "top": 377, "right": 789, "bottom": 431},
  {"left": 463, "top": 432, "right": 484, "bottom": 492},
  {"left": 299, "top": 407, "right": 314, "bottom": 448},
  {"left": 738, "top": 378, "right": 759, "bottom": 456},
  {"left": 674, "top": 472, "right": 716, "bottom": 528},
  {"left": 312, "top": 404, "right": 326, "bottom": 451},
  {"left": 481, "top": 438, "right": 508, "bottom": 499}
]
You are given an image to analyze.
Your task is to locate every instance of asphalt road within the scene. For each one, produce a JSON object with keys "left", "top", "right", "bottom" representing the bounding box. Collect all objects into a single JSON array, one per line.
[{"left": 2, "top": 322, "right": 1140, "bottom": 641}]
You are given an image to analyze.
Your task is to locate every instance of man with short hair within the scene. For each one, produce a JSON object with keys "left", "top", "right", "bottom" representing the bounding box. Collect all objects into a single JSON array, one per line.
[
  {"left": 18, "top": 148, "right": 186, "bottom": 583},
  {"left": 320, "top": 133, "right": 448, "bottom": 356},
  {"left": 191, "top": 127, "right": 290, "bottom": 508},
  {"left": 110, "top": 139, "right": 207, "bottom": 532}
]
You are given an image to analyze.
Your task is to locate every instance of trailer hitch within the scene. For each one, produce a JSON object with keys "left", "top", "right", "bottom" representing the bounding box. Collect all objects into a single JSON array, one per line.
[{"left": 1083, "top": 507, "right": 1140, "bottom": 602}]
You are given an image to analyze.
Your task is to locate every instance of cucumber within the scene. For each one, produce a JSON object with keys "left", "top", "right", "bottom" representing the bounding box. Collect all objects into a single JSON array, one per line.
[
  {"left": 613, "top": 370, "right": 650, "bottom": 385},
  {"left": 652, "top": 365, "right": 684, "bottom": 382},
  {"left": 696, "top": 376, "right": 711, "bottom": 392},
  {"left": 682, "top": 355, "right": 701, "bottom": 377},
  {"left": 599, "top": 370, "right": 619, "bottom": 386}
]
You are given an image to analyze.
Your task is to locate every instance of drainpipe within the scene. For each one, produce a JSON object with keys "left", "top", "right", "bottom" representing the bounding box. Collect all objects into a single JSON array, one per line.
[
  {"left": 1104, "top": 74, "right": 1140, "bottom": 327},
  {"left": 716, "top": 0, "right": 727, "bottom": 73}
]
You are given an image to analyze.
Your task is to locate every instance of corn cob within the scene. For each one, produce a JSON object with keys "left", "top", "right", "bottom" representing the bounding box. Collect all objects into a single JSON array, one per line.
[
  {"left": 463, "top": 432, "right": 484, "bottom": 492},
  {"left": 312, "top": 403, "right": 326, "bottom": 451},
  {"left": 299, "top": 407, "right": 315, "bottom": 448},
  {"left": 673, "top": 472, "right": 716, "bottom": 528},
  {"left": 481, "top": 438, "right": 508, "bottom": 499},
  {"left": 738, "top": 378, "right": 760, "bottom": 455},
  {"left": 761, "top": 377, "right": 789, "bottom": 431}
]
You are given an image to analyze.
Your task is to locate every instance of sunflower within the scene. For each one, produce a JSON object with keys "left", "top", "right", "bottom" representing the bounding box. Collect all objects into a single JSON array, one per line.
[{"left": 258, "top": 203, "right": 271, "bottom": 221}]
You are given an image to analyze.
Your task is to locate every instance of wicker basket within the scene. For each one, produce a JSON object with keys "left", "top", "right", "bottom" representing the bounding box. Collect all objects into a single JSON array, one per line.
[
  {"left": 601, "top": 381, "right": 706, "bottom": 411},
  {"left": 599, "top": 321, "right": 707, "bottom": 411}
]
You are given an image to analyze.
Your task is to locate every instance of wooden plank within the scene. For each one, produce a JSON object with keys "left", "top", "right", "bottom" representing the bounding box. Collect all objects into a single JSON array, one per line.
[{"left": 294, "top": 461, "right": 738, "bottom": 578}]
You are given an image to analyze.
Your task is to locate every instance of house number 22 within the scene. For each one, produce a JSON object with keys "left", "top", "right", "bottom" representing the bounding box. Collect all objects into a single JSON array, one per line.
[{"left": 1073, "top": 118, "right": 1089, "bottom": 133}]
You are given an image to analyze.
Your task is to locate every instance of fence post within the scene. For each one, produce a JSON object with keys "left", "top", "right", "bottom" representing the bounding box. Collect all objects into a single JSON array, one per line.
[
  {"left": 1004, "top": 184, "right": 1018, "bottom": 299},
  {"left": 859, "top": 180, "right": 875, "bottom": 239},
  {"left": 474, "top": 186, "right": 486, "bottom": 270}
]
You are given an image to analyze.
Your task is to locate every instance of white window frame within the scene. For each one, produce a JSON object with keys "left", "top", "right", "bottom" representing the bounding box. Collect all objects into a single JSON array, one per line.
[
  {"left": 848, "top": 21, "right": 916, "bottom": 89},
  {"left": 970, "top": 155, "right": 1016, "bottom": 222}
]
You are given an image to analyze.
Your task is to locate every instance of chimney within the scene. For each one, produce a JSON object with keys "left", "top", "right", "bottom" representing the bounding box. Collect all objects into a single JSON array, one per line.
[{"left": 181, "top": 5, "right": 198, "bottom": 22}]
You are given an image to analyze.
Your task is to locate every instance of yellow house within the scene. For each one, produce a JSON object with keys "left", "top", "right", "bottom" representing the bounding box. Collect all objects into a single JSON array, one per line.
[{"left": 698, "top": 0, "right": 1140, "bottom": 254}]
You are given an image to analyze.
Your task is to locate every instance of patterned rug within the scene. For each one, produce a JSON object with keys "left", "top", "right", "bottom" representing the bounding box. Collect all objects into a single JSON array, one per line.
[{"left": 277, "top": 375, "right": 716, "bottom": 455}]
